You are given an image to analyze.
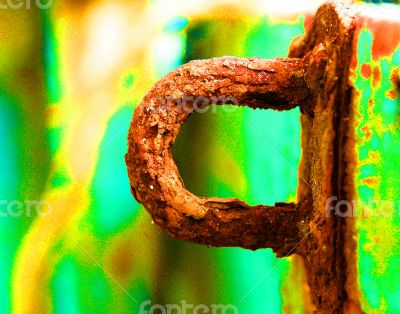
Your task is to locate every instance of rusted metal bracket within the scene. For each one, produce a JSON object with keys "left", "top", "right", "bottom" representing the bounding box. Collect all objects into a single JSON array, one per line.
[
  {"left": 290, "top": 3, "right": 358, "bottom": 313},
  {"left": 126, "top": 1, "right": 358, "bottom": 313},
  {"left": 125, "top": 50, "right": 326, "bottom": 254}
]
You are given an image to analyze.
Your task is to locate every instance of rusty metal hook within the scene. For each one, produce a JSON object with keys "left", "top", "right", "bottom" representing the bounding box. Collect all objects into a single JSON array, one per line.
[
  {"left": 125, "top": 47, "right": 326, "bottom": 254},
  {"left": 126, "top": 1, "right": 370, "bottom": 312}
]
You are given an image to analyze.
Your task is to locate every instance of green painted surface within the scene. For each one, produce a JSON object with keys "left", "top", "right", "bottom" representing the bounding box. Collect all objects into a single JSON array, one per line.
[{"left": 352, "top": 28, "right": 400, "bottom": 313}]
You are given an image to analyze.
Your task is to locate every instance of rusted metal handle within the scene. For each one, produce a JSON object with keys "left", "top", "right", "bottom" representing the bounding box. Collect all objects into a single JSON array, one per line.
[{"left": 125, "top": 51, "right": 325, "bottom": 255}]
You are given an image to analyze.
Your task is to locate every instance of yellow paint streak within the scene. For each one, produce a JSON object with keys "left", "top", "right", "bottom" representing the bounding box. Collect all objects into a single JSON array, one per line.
[{"left": 12, "top": 188, "right": 89, "bottom": 314}]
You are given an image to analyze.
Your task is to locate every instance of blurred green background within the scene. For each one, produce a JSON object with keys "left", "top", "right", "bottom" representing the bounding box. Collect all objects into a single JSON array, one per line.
[
  {"left": 0, "top": 1, "right": 313, "bottom": 312},
  {"left": 0, "top": 0, "right": 399, "bottom": 313}
]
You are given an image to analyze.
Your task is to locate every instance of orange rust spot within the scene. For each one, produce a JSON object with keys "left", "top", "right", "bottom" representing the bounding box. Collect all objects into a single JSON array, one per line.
[
  {"left": 108, "top": 239, "right": 135, "bottom": 281},
  {"left": 372, "top": 66, "right": 381, "bottom": 87},
  {"left": 370, "top": 22, "right": 400, "bottom": 60},
  {"left": 361, "top": 177, "right": 378, "bottom": 186},
  {"left": 391, "top": 68, "right": 399, "bottom": 82},
  {"left": 368, "top": 98, "right": 374, "bottom": 108},
  {"left": 369, "top": 151, "right": 380, "bottom": 162},
  {"left": 391, "top": 68, "right": 400, "bottom": 95},
  {"left": 388, "top": 89, "right": 397, "bottom": 100},
  {"left": 361, "top": 63, "right": 372, "bottom": 79},
  {"left": 361, "top": 125, "right": 372, "bottom": 140}
]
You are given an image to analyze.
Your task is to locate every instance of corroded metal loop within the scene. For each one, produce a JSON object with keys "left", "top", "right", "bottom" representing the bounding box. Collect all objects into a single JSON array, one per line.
[{"left": 126, "top": 50, "right": 325, "bottom": 254}]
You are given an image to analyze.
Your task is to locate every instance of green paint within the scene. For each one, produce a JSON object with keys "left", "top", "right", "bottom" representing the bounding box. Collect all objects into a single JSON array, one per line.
[
  {"left": 51, "top": 170, "right": 70, "bottom": 188},
  {"left": 42, "top": 10, "right": 62, "bottom": 105},
  {"left": 52, "top": 257, "right": 81, "bottom": 314},
  {"left": 0, "top": 96, "right": 22, "bottom": 314},
  {"left": 353, "top": 28, "right": 400, "bottom": 313},
  {"left": 47, "top": 126, "right": 63, "bottom": 156},
  {"left": 245, "top": 16, "right": 304, "bottom": 58},
  {"left": 89, "top": 106, "right": 140, "bottom": 236},
  {"left": 124, "top": 74, "right": 135, "bottom": 88}
]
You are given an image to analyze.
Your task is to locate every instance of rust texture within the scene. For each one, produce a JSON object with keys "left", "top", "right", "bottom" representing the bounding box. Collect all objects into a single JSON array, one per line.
[
  {"left": 126, "top": 1, "right": 360, "bottom": 313},
  {"left": 290, "top": 2, "right": 360, "bottom": 313},
  {"left": 125, "top": 55, "right": 325, "bottom": 254}
]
